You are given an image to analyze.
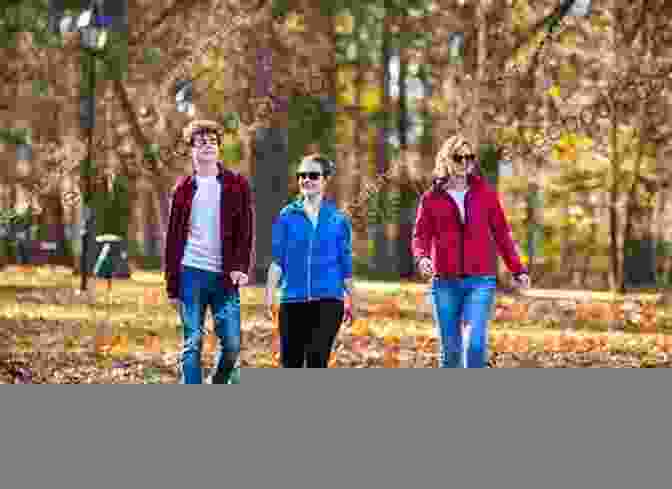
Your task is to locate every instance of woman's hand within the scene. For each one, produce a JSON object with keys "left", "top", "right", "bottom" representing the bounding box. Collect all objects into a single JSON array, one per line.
[
  {"left": 230, "top": 271, "right": 249, "bottom": 286},
  {"left": 419, "top": 257, "right": 434, "bottom": 277}
]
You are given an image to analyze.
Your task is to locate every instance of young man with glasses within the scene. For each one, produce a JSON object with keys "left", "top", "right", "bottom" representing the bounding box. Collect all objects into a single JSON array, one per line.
[
  {"left": 412, "top": 134, "right": 530, "bottom": 368},
  {"left": 264, "top": 153, "right": 355, "bottom": 368},
  {"left": 164, "top": 120, "right": 253, "bottom": 383}
]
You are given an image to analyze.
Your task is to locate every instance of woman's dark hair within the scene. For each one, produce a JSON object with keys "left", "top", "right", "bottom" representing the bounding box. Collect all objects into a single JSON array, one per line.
[{"left": 302, "top": 153, "right": 336, "bottom": 177}]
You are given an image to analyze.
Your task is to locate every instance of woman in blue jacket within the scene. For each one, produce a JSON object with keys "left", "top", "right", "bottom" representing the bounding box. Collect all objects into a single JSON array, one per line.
[{"left": 265, "top": 153, "right": 355, "bottom": 368}]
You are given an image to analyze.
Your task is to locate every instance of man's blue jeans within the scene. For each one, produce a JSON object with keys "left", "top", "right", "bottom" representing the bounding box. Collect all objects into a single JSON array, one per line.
[
  {"left": 430, "top": 275, "right": 497, "bottom": 368},
  {"left": 178, "top": 265, "right": 241, "bottom": 384}
]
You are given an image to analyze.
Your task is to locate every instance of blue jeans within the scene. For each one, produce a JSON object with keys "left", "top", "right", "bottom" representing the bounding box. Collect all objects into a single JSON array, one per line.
[
  {"left": 430, "top": 276, "right": 497, "bottom": 368},
  {"left": 178, "top": 265, "right": 241, "bottom": 384}
]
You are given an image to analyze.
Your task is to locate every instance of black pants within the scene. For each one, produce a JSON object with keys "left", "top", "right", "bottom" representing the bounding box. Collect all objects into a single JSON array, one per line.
[{"left": 279, "top": 299, "right": 344, "bottom": 368}]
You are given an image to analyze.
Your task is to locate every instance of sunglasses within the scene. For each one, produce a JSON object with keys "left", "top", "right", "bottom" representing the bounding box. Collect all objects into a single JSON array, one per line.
[
  {"left": 453, "top": 154, "right": 476, "bottom": 163},
  {"left": 297, "top": 172, "right": 322, "bottom": 181}
]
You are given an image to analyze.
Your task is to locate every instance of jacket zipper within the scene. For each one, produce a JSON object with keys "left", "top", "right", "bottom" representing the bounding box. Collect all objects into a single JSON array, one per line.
[
  {"left": 308, "top": 222, "right": 313, "bottom": 301},
  {"left": 462, "top": 190, "right": 470, "bottom": 275},
  {"left": 304, "top": 209, "right": 316, "bottom": 302}
]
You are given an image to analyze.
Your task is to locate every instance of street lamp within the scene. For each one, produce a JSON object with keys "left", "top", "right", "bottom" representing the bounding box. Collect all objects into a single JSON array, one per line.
[
  {"left": 59, "top": 1, "right": 109, "bottom": 292},
  {"left": 566, "top": 0, "right": 591, "bottom": 17},
  {"left": 175, "top": 79, "right": 195, "bottom": 116}
]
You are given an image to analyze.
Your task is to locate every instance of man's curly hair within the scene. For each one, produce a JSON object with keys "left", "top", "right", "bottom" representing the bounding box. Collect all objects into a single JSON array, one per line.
[{"left": 182, "top": 119, "right": 223, "bottom": 147}]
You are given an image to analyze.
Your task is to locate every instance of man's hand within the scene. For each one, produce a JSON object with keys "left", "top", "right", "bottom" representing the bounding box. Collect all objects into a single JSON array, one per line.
[
  {"left": 230, "top": 271, "right": 249, "bottom": 286},
  {"left": 512, "top": 273, "right": 531, "bottom": 289},
  {"left": 419, "top": 257, "right": 434, "bottom": 277}
]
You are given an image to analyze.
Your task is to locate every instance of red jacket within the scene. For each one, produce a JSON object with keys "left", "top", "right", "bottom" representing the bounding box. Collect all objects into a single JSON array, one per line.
[
  {"left": 412, "top": 174, "right": 527, "bottom": 277},
  {"left": 164, "top": 162, "right": 254, "bottom": 299}
]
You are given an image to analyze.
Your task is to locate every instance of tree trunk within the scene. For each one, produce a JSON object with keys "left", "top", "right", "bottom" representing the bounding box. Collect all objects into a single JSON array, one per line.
[
  {"left": 558, "top": 195, "right": 571, "bottom": 285},
  {"left": 471, "top": 0, "right": 487, "bottom": 150},
  {"left": 352, "top": 8, "right": 367, "bottom": 264},
  {"left": 608, "top": 99, "right": 622, "bottom": 293},
  {"left": 582, "top": 192, "right": 598, "bottom": 289},
  {"left": 654, "top": 183, "right": 669, "bottom": 286},
  {"left": 373, "top": 9, "right": 392, "bottom": 276},
  {"left": 621, "top": 115, "right": 655, "bottom": 290},
  {"left": 252, "top": 21, "right": 289, "bottom": 283},
  {"left": 526, "top": 175, "right": 543, "bottom": 279},
  {"left": 152, "top": 178, "right": 172, "bottom": 270},
  {"left": 142, "top": 185, "right": 160, "bottom": 260}
]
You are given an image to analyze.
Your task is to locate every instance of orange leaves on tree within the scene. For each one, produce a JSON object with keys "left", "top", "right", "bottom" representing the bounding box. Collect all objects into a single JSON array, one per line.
[
  {"left": 334, "top": 12, "right": 354, "bottom": 35},
  {"left": 547, "top": 85, "right": 562, "bottom": 98},
  {"left": 285, "top": 12, "right": 306, "bottom": 33},
  {"left": 552, "top": 132, "right": 593, "bottom": 163}
]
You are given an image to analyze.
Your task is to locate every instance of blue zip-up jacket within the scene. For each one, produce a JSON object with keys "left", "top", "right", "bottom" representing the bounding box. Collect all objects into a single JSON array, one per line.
[{"left": 272, "top": 196, "right": 353, "bottom": 304}]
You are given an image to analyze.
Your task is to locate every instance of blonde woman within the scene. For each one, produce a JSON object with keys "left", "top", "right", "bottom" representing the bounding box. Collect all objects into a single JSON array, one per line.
[{"left": 412, "top": 135, "right": 530, "bottom": 368}]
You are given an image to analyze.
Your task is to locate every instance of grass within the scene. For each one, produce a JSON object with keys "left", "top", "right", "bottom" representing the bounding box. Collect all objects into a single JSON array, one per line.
[{"left": 1, "top": 266, "right": 672, "bottom": 360}]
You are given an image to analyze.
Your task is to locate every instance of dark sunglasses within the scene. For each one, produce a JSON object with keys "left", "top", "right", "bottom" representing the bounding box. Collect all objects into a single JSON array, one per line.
[
  {"left": 453, "top": 154, "right": 476, "bottom": 163},
  {"left": 297, "top": 172, "right": 322, "bottom": 181}
]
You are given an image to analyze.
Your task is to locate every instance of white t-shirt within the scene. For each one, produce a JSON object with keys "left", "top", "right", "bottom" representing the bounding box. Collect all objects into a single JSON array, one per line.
[
  {"left": 181, "top": 176, "right": 223, "bottom": 272},
  {"left": 448, "top": 187, "right": 469, "bottom": 223}
]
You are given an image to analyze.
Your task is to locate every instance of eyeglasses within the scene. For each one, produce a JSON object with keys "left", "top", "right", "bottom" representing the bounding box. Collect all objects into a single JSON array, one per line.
[
  {"left": 453, "top": 154, "right": 476, "bottom": 163},
  {"left": 297, "top": 172, "right": 322, "bottom": 181}
]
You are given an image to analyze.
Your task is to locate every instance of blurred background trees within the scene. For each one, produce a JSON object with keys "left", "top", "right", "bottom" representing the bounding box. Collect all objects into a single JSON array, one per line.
[{"left": 0, "top": 0, "right": 671, "bottom": 292}]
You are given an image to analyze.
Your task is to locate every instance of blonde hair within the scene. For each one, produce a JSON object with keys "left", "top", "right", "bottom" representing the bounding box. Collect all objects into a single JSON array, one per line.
[
  {"left": 182, "top": 119, "right": 223, "bottom": 146},
  {"left": 433, "top": 134, "right": 473, "bottom": 178}
]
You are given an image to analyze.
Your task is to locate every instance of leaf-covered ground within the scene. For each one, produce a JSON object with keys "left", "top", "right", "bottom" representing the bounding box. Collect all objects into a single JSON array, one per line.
[{"left": 1, "top": 267, "right": 671, "bottom": 382}]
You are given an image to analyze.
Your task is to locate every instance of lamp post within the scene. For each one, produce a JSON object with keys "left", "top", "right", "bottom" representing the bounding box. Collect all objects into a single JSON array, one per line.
[
  {"left": 59, "top": 1, "right": 108, "bottom": 291},
  {"left": 175, "top": 79, "right": 195, "bottom": 116}
]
